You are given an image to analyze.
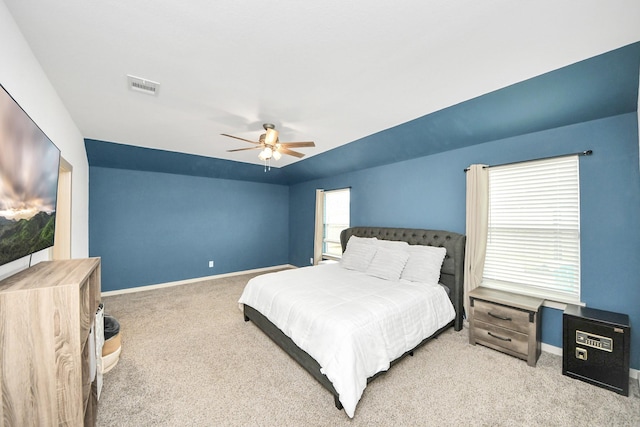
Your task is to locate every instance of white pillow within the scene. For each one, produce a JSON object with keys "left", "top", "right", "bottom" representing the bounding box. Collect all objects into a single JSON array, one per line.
[
  {"left": 340, "top": 238, "right": 378, "bottom": 272},
  {"left": 400, "top": 245, "right": 447, "bottom": 285},
  {"left": 366, "top": 247, "right": 410, "bottom": 281},
  {"left": 347, "top": 235, "right": 377, "bottom": 246},
  {"left": 374, "top": 239, "right": 409, "bottom": 250}
]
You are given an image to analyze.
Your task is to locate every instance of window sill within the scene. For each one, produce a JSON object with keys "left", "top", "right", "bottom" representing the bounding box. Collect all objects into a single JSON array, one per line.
[
  {"left": 480, "top": 283, "right": 583, "bottom": 310},
  {"left": 542, "top": 299, "right": 585, "bottom": 310}
]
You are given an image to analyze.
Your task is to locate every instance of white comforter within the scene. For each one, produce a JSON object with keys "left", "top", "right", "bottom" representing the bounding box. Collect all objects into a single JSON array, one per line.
[{"left": 238, "top": 264, "right": 456, "bottom": 417}]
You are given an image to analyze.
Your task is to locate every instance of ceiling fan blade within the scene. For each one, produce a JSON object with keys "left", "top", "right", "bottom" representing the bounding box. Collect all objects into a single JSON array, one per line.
[
  {"left": 220, "top": 133, "right": 261, "bottom": 144},
  {"left": 279, "top": 147, "right": 305, "bottom": 158},
  {"left": 227, "top": 146, "right": 262, "bottom": 152},
  {"left": 279, "top": 141, "right": 315, "bottom": 148}
]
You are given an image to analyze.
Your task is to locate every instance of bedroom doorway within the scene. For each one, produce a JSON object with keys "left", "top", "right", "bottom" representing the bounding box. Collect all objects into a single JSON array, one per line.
[{"left": 53, "top": 157, "right": 72, "bottom": 260}]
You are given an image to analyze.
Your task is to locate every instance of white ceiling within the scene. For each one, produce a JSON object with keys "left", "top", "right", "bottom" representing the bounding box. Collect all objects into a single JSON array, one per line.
[{"left": 4, "top": 0, "right": 640, "bottom": 167}]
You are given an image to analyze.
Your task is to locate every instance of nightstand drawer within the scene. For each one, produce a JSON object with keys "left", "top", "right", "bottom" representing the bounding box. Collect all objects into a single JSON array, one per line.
[
  {"left": 474, "top": 320, "right": 529, "bottom": 355},
  {"left": 473, "top": 300, "right": 530, "bottom": 334}
]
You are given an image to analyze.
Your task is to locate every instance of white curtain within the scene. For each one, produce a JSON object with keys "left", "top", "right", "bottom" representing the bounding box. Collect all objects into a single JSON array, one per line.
[
  {"left": 313, "top": 189, "right": 324, "bottom": 265},
  {"left": 463, "top": 164, "right": 489, "bottom": 317}
]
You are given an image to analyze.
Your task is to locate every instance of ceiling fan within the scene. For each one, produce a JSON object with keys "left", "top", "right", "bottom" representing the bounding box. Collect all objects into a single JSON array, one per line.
[{"left": 221, "top": 123, "right": 315, "bottom": 165}]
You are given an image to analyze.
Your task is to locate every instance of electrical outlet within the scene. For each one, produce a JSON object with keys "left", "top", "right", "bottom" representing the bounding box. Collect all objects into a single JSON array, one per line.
[
  {"left": 209, "top": 260, "right": 214, "bottom": 268},
  {"left": 310, "top": 257, "right": 314, "bottom": 265}
]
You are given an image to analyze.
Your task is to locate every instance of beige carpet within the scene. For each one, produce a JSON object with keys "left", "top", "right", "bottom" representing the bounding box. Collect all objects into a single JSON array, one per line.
[{"left": 97, "top": 272, "right": 640, "bottom": 426}]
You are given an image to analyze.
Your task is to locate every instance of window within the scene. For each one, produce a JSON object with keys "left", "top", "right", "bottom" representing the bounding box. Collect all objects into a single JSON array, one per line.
[
  {"left": 482, "top": 156, "right": 581, "bottom": 304},
  {"left": 322, "top": 188, "right": 350, "bottom": 259}
]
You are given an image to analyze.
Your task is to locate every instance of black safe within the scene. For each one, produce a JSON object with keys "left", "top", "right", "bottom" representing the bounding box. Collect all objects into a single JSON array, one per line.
[{"left": 563, "top": 305, "right": 630, "bottom": 396}]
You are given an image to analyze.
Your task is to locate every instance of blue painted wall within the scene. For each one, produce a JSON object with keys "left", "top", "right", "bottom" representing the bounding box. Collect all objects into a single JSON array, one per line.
[
  {"left": 288, "top": 113, "right": 640, "bottom": 369},
  {"left": 89, "top": 167, "right": 289, "bottom": 291}
]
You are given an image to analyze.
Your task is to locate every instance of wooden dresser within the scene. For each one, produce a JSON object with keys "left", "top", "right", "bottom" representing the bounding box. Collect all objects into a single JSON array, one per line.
[
  {"left": 469, "top": 287, "right": 543, "bottom": 367},
  {"left": 0, "top": 258, "right": 101, "bottom": 426}
]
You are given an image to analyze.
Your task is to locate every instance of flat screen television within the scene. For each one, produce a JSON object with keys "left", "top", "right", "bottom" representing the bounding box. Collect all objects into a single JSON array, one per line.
[{"left": 0, "top": 84, "right": 61, "bottom": 267}]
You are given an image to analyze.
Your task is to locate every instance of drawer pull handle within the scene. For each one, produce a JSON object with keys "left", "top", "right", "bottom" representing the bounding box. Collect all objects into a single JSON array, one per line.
[
  {"left": 488, "top": 332, "right": 511, "bottom": 342},
  {"left": 488, "top": 311, "right": 512, "bottom": 321}
]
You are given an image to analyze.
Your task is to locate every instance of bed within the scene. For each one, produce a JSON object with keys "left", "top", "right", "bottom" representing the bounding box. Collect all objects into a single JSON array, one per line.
[{"left": 239, "top": 226, "right": 465, "bottom": 417}]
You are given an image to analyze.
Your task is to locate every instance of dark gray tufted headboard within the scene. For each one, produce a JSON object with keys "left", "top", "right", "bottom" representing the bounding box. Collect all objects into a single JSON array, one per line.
[{"left": 340, "top": 226, "right": 466, "bottom": 331}]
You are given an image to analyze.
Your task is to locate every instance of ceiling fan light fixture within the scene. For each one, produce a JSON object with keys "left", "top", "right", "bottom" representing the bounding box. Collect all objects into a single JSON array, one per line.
[
  {"left": 272, "top": 150, "right": 282, "bottom": 161},
  {"left": 265, "top": 128, "right": 278, "bottom": 145}
]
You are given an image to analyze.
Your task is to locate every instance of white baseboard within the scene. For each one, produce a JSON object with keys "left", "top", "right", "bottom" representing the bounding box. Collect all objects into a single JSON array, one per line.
[
  {"left": 542, "top": 342, "right": 639, "bottom": 380},
  {"left": 541, "top": 342, "right": 563, "bottom": 357},
  {"left": 100, "top": 264, "right": 296, "bottom": 297}
]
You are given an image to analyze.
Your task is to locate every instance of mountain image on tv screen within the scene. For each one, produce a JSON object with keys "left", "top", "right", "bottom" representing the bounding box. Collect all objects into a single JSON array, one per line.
[{"left": 0, "top": 85, "right": 60, "bottom": 267}]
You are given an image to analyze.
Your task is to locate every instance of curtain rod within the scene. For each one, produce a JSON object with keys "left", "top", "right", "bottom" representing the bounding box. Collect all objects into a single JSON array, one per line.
[
  {"left": 463, "top": 150, "right": 592, "bottom": 172},
  {"left": 317, "top": 186, "right": 352, "bottom": 192}
]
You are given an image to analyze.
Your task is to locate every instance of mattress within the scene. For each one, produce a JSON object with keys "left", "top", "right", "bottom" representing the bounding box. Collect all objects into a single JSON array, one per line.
[{"left": 238, "top": 263, "right": 456, "bottom": 417}]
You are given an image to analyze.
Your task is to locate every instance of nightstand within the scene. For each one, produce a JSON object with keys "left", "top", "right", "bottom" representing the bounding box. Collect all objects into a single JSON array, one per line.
[{"left": 469, "top": 287, "right": 544, "bottom": 367}]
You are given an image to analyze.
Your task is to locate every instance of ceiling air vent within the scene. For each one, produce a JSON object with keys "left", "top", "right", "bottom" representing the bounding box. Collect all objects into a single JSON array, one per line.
[{"left": 127, "top": 75, "right": 160, "bottom": 96}]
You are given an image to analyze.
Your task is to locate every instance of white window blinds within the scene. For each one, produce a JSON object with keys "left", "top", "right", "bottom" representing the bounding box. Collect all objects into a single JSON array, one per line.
[{"left": 482, "top": 156, "right": 581, "bottom": 303}]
